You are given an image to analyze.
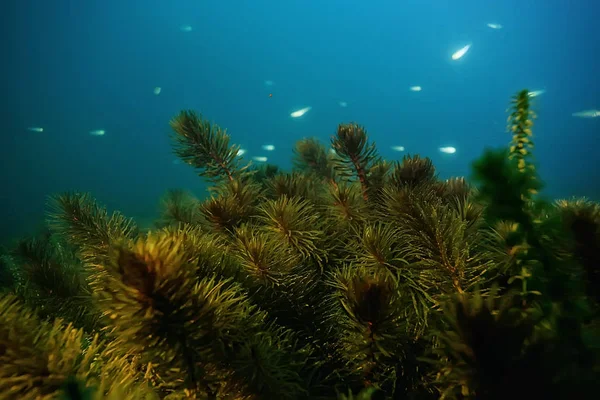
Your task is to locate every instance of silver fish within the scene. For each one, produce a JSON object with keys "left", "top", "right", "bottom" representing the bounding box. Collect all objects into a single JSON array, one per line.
[{"left": 571, "top": 109, "right": 600, "bottom": 118}]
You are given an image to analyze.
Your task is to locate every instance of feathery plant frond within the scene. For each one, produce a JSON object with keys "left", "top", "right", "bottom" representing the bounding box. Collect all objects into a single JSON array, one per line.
[
  {"left": 159, "top": 223, "right": 242, "bottom": 282},
  {"left": 329, "top": 265, "right": 414, "bottom": 384},
  {"left": 257, "top": 195, "right": 328, "bottom": 268},
  {"left": 200, "top": 178, "right": 263, "bottom": 236},
  {"left": 170, "top": 110, "right": 249, "bottom": 183},
  {"left": 200, "top": 195, "right": 248, "bottom": 237},
  {"left": 11, "top": 233, "right": 98, "bottom": 331},
  {"left": 554, "top": 197, "right": 600, "bottom": 303},
  {"left": 352, "top": 222, "right": 409, "bottom": 275},
  {"left": 556, "top": 197, "right": 600, "bottom": 243},
  {"left": 157, "top": 189, "right": 202, "bottom": 228},
  {"left": 480, "top": 221, "right": 526, "bottom": 275},
  {"left": 438, "top": 179, "right": 485, "bottom": 233},
  {"left": 0, "top": 294, "right": 94, "bottom": 400},
  {"left": 265, "top": 171, "right": 324, "bottom": 204},
  {"left": 293, "top": 137, "right": 335, "bottom": 181},
  {"left": 435, "top": 177, "right": 472, "bottom": 201},
  {"left": 96, "top": 231, "right": 283, "bottom": 397},
  {"left": 247, "top": 162, "right": 280, "bottom": 188},
  {"left": 211, "top": 175, "right": 264, "bottom": 204},
  {"left": 331, "top": 123, "right": 380, "bottom": 201},
  {"left": 229, "top": 224, "right": 340, "bottom": 385},
  {"left": 232, "top": 224, "right": 299, "bottom": 288},
  {"left": 46, "top": 192, "right": 137, "bottom": 268},
  {"left": 379, "top": 184, "right": 441, "bottom": 226},
  {"left": 555, "top": 197, "right": 600, "bottom": 218},
  {"left": 227, "top": 324, "right": 311, "bottom": 400},
  {"left": 389, "top": 155, "right": 436, "bottom": 189},
  {"left": 0, "top": 294, "right": 153, "bottom": 400},
  {"left": 451, "top": 195, "right": 485, "bottom": 233},
  {"left": 430, "top": 288, "right": 553, "bottom": 399},
  {"left": 349, "top": 223, "right": 436, "bottom": 332},
  {"left": 400, "top": 202, "right": 490, "bottom": 294},
  {"left": 365, "top": 160, "right": 392, "bottom": 206},
  {"left": 325, "top": 181, "right": 369, "bottom": 229}
]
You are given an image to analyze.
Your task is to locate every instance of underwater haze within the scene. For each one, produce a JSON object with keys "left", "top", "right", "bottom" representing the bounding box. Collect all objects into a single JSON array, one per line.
[{"left": 2, "top": 0, "right": 599, "bottom": 244}]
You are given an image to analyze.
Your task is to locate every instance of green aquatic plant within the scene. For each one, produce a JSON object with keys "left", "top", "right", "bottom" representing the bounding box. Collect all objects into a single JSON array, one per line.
[
  {"left": 472, "top": 89, "right": 542, "bottom": 227},
  {"left": 389, "top": 154, "right": 436, "bottom": 189},
  {"left": 430, "top": 90, "right": 600, "bottom": 399},
  {"left": 96, "top": 232, "right": 309, "bottom": 399},
  {"left": 293, "top": 137, "right": 336, "bottom": 183},
  {"left": 0, "top": 249, "right": 17, "bottom": 292},
  {"left": 337, "top": 387, "right": 377, "bottom": 400},
  {"left": 170, "top": 110, "right": 250, "bottom": 183},
  {"left": 507, "top": 90, "right": 536, "bottom": 177},
  {"left": 330, "top": 123, "right": 381, "bottom": 201},
  {"left": 0, "top": 293, "right": 157, "bottom": 400},
  {"left": 1, "top": 90, "right": 599, "bottom": 399},
  {"left": 554, "top": 197, "right": 600, "bottom": 304},
  {"left": 156, "top": 189, "right": 203, "bottom": 228},
  {"left": 9, "top": 230, "right": 98, "bottom": 331},
  {"left": 46, "top": 192, "right": 138, "bottom": 270}
]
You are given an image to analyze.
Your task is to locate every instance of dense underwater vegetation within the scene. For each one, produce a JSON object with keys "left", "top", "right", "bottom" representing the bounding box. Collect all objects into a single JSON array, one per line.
[{"left": 0, "top": 89, "right": 599, "bottom": 399}]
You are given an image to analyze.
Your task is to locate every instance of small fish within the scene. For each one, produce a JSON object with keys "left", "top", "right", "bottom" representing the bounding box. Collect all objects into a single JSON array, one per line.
[
  {"left": 262, "top": 144, "right": 275, "bottom": 151},
  {"left": 329, "top": 148, "right": 337, "bottom": 155},
  {"left": 180, "top": 25, "right": 192, "bottom": 32},
  {"left": 451, "top": 44, "right": 471, "bottom": 60},
  {"left": 391, "top": 145, "right": 405, "bottom": 152},
  {"left": 27, "top": 127, "right": 44, "bottom": 132},
  {"left": 528, "top": 89, "right": 545, "bottom": 98},
  {"left": 571, "top": 109, "right": 600, "bottom": 118},
  {"left": 153, "top": 87, "right": 162, "bottom": 95},
  {"left": 253, "top": 156, "right": 268, "bottom": 162},
  {"left": 290, "top": 106, "right": 312, "bottom": 118},
  {"left": 237, "top": 148, "right": 247, "bottom": 156},
  {"left": 487, "top": 23, "right": 503, "bottom": 29},
  {"left": 409, "top": 86, "right": 422, "bottom": 92},
  {"left": 439, "top": 146, "right": 456, "bottom": 154},
  {"left": 89, "top": 129, "right": 105, "bottom": 136},
  {"left": 339, "top": 101, "right": 348, "bottom": 107}
]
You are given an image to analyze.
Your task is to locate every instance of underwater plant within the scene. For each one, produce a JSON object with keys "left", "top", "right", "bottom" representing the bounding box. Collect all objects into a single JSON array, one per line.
[{"left": 0, "top": 89, "right": 598, "bottom": 399}]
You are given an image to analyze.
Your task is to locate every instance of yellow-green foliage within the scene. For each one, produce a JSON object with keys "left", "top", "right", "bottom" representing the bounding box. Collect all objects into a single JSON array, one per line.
[
  {"left": 1, "top": 90, "right": 599, "bottom": 399},
  {"left": 170, "top": 110, "right": 248, "bottom": 183},
  {"left": 0, "top": 294, "right": 157, "bottom": 400},
  {"left": 507, "top": 90, "right": 536, "bottom": 173}
]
